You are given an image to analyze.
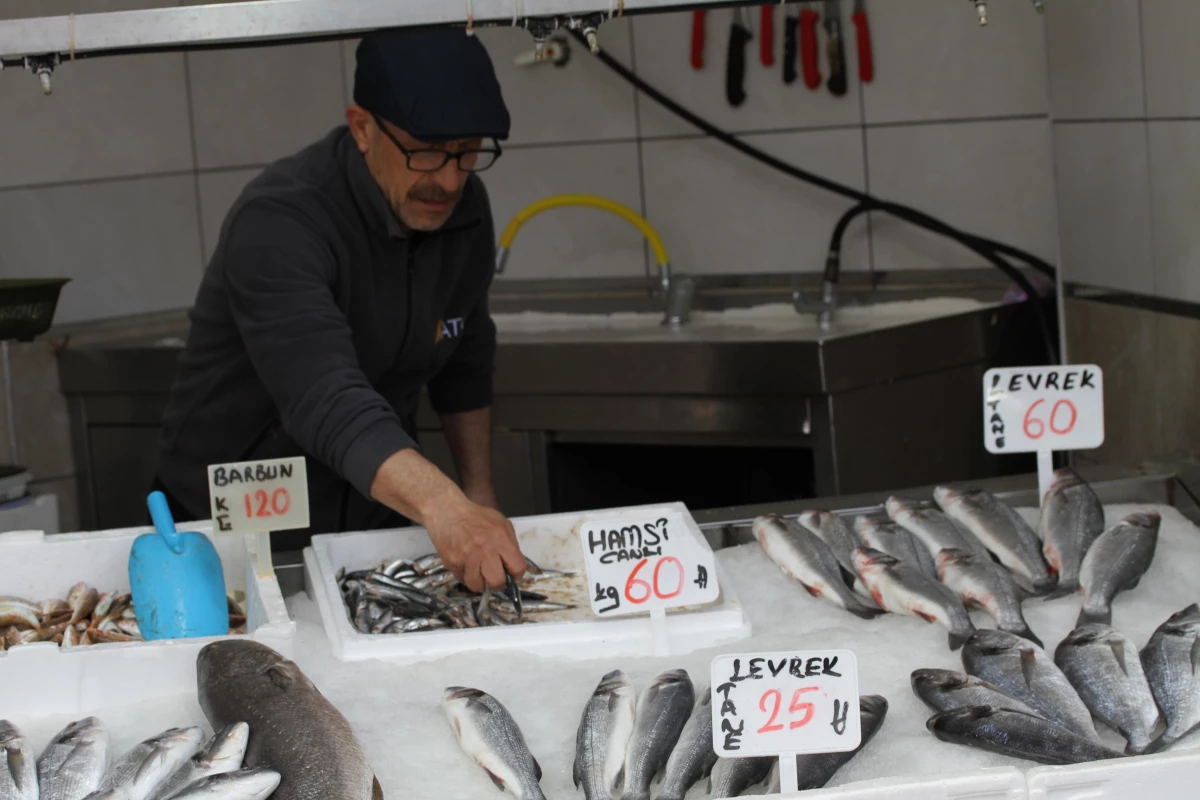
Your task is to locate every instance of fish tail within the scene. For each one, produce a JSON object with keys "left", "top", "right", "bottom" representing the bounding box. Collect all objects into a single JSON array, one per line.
[
  {"left": 1031, "top": 575, "right": 1059, "bottom": 596},
  {"left": 1005, "top": 624, "right": 1044, "bottom": 649},
  {"left": 846, "top": 602, "right": 887, "bottom": 620},
  {"left": 948, "top": 630, "right": 971, "bottom": 651},
  {"left": 622, "top": 791, "right": 650, "bottom": 800},
  {"left": 1143, "top": 733, "right": 1177, "bottom": 755},
  {"left": 1076, "top": 605, "right": 1111, "bottom": 627},
  {"left": 1042, "top": 580, "right": 1079, "bottom": 601}
]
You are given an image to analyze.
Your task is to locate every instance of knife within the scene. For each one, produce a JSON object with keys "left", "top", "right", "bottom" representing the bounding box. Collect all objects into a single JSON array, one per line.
[
  {"left": 726, "top": 7, "right": 751, "bottom": 107},
  {"left": 823, "top": 0, "right": 848, "bottom": 96}
]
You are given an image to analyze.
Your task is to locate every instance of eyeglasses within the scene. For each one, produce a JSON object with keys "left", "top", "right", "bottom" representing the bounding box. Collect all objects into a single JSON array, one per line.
[{"left": 373, "top": 114, "right": 502, "bottom": 173}]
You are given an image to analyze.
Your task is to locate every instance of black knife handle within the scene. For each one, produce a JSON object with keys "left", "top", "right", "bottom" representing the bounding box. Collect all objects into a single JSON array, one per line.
[
  {"left": 726, "top": 21, "right": 751, "bottom": 106},
  {"left": 826, "top": 25, "right": 848, "bottom": 96},
  {"left": 783, "top": 14, "right": 799, "bottom": 84}
]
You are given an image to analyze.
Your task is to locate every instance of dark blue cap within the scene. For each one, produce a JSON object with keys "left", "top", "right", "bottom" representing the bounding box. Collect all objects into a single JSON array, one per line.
[{"left": 354, "top": 29, "right": 511, "bottom": 143}]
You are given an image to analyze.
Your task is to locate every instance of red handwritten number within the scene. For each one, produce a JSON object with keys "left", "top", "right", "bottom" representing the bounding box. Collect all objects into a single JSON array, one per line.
[
  {"left": 758, "top": 689, "right": 784, "bottom": 733},
  {"left": 789, "top": 687, "right": 818, "bottom": 729},
  {"left": 625, "top": 559, "right": 652, "bottom": 604},
  {"left": 244, "top": 494, "right": 252, "bottom": 518},
  {"left": 1023, "top": 398, "right": 1079, "bottom": 440},
  {"left": 1023, "top": 399, "right": 1046, "bottom": 439},
  {"left": 653, "top": 557, "right": 685, "bottom": 599},
  {"left": 271, "top": 488, "right": 290, "bottom": 515},
  {"left": 1050, "top": 400, "right": 1077, "bottom": 435}
]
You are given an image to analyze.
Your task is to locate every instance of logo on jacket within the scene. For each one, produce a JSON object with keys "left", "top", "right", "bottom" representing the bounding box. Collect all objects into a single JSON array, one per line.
[{"left": 435, "top": 317, "right": 466, "bottom": 344}]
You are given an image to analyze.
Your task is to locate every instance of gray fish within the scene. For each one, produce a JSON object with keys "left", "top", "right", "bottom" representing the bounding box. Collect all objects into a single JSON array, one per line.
[
  {"left": 885, "top": 497, "right": 991, "bottom": 559},
  {"left": 573, "top": 671, "right": 635, "bottom": 800},
  {"left": 197, "top": 640, "right": 383, "bottom": 800},
  {"left": 165, "top": 769, "right": 280, "bottom": 800},
  {"left": 1039, "top": 468, "right": 1105, "bottom": 599},
  {"left": 796, "top": 510, "right": 868, "bottom": 594},
  {"left": 0, "top": 721, "right": 37, "bottom": 800},
  {"left": 443, "top": 687, "right": 544, "bottom": 800},
  {"left": 149, "top": 723, "right": 250, "bottom": 800},
  {"left": 934, "top": 487, "right": 1055, "bottom": 595},
  {"left": 766, "top": 694, "right": 889, "bottom": 792},
  {"left": 927, "top": 706, "right": 1123, "bottom": 765},
  {"left": 752, "top": 516, "right": 883, "bottom": 620},
  {"left": 855, "top": 516, "right": 938, "bottom": 580},
  {"left": 707, "top": 756, "right": 773, "bottom": 798},
  {"left": 1077, "top": 512, "right": 1160, "bottom": 626},
  {"left": 853, "top": 548, "right": 974, "bottom": 650},
  {"left": 936, "top": 548, "right": 1042, "bottom": 647},
  {"left": 911, "top": 669, "right": 1040, "bottom": 716},
  {"left": 36, "top": 717, "right": 110, "bottom": 800},
  {"left": 656, "top": 689, "right": 717, "bottom": 800},
  {"left": 87, "top": 727, "right": 204, "bottom": 800},
  {"left": 1055, "top": 624, "right": 1159, "bottom": 754},
  {"left": 622, "top": 669, "right": 694, "bottom": 800},
  {"left": 1142, "top": 603, "right": 1200, "bottom": 753},
  {"left": 962, "top": 629, "right": 1097, "bottom": 740}
]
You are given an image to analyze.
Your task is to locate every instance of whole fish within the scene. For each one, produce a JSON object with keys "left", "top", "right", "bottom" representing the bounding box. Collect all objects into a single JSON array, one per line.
[
  {"left": 573, "top": 670, "right": 635, "bottom": 800},
  {"left": 768, "top": 694, "right": 889, "bottom": 792},
  {"left": 962, "top": 629, "right": 1097, "bottom": 740},
  {"left": 1039, "top": 468, "right": 1105, "bottom": 598},
  {"left": 37, "top": 717, "right": 110, "bottom": 800},
  {"left": 1077, "top": 511, "right": 1160, "bottom": 626},
  {"left": 197, "top": 640, "right": 383, "bottom": 800},
  {"left": 927, "top": 706, "right": 1123, "bottom": 765},
  {"left": 796, "top": 511, "right": 868, "bottom": 594},
  {"left": 936, "top": 548, "right": 1042, "bottom": 646},
  {"left": 707, "top": 756, "right": 773, "bottom": 798},
  {"left": 911, "top": 669, "right": 1039, "bottom": 716},
  {"left": 67, "top": 584, "right": 100, "bottom": 626},
  {"left": 752, "top": 516, "right": 883, "bottom": 620},
  {"left": 934, "top": 487, "right": 1055, "bottom": 595},
  {"left": 854, "top": 516, "right": 938, "bottom": 580},
  {"left": 622, "top": 669, "right": 694, "bottom": 800},
  {"left": 656, "top": 690, "right": 717, "bottom": 800},
  {"left": 87, "top": 727, "right": 204, "bottom": 800},
  {"left": 852, "top": 548, "right": 974, "bottom": 650},
  {"left": 0, "top": 597, "right": 40, "bottom": 630},
  {"left": 1142, "top": 603, "right": 1200, "bottom": 753},
  {"left": 150, "top": 723, "right": 250, "bottom": 800},
  {"left": 443, "top": 687, "right": 544, "bottom": 800},
  {"left": 0, "top": 720, "right": 37, "bottom": 800},
  {"left": 1055, "top": 624, "right": 1158, "bottom": 754},
  {"left": 165, "top": 769, "right": 280, "bottom": 800},
  {"left": 885, "top": 497, "right": 990, "bottom": 558}
]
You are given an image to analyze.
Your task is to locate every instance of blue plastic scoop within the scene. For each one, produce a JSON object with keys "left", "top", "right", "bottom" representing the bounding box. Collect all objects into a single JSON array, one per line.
[{"left": 129, "top": 491, "right": 229, "bottom": 641}]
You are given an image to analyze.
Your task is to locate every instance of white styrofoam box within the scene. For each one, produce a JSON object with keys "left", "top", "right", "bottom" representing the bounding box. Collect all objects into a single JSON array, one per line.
[
  {"left": 304, "top": 502, "right": 752, "bottom": 662},
  {"left": 1026, "top": 748, "right": 1200, "bottom": 799},
  {"left": 785, "top": 768, "right": 1027, "bottom": 799},
  {"left": 0, "top": 492, "right": 57, "bottom": 534},
  {"left": 0, "top": 522, "right": 294, "bottom": 717}
]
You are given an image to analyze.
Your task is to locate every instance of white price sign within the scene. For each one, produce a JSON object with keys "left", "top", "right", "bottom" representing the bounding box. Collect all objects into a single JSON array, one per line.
[
  {"left": 984, "top": 365, "right": 1105, "bottom": 454},
  {"left": 711, "top": 650, "right": 861, "bottom": 759},
  {"left": 580, "top": 511, "right": 719, "bottom": 617},
  {"left": 207, "top": 456, "right": 310, "bottom": 535}
]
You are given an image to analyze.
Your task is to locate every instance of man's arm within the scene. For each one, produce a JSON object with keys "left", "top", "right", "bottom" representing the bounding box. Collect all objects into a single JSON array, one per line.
[{"left": 440, "top": 407, "right": 497, "bottom": 510}]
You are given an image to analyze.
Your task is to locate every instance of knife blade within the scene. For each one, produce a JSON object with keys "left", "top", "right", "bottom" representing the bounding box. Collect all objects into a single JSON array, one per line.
[{"left": 823, "top": 0, "right": 848, "bottom": 96}]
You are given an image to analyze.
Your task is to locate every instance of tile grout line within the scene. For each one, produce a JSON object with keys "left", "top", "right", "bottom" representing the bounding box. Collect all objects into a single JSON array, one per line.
[
  {"left": 857, "top": 78, "right": 874, "bottom": 282},
  {"left": 181, "top": 51, "right": 208, "bottom": 269},
  {"left": 1135, "top": 0, "right": 1158, "bottom": 301}
]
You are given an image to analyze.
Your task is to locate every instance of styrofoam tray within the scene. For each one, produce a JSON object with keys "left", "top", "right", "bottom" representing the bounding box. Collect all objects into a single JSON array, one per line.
[
  {"left": 0, "top": 522, "right": 294, "bottom": 717},
  {"left": 304, "top": 502, "right": 751, "bottom": 662},
  {"left": 1026, "top": 748, "right": 1200, "bottom": 798},
  {"left": 785, "top": 767, "right": 1026, "bottom": 799}
]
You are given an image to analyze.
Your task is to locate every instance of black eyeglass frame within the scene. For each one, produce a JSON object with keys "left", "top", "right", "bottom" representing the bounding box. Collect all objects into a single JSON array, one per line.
[{"left": 372, "top": 114, "right": 503, "bottom": 173}]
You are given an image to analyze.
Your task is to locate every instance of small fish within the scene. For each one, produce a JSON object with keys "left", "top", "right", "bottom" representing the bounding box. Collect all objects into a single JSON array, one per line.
[
  {"left": 0, "top": 720, "right": 38, "bottom": 800},
  {"left": 796, "top": 510, "right": 867, "bottom": 594},
  {"left": 752, "top": 516, "right": 883, "bottom": 620},
  {"left": 622, "top": 669, "right": 694, "bottom": 800},
  {"left": 149, "top": 723, "right": 250, "bottom": 800},
  {"left": 934, "top": 487, "right": 1055, "bottom": 595},
  {"left": 1077, "top": 511, "right": 1160, "bottom": 626},
  {"left": 0, "top": 597, "right": 40, "bottom": 630},
  {"left": 927, "top": 706, "right": 1123, "bottom": 765},
  {"left": 1142, "top": 603, "right": 1200, "bottom": 753},
  {"left": 707, "top": 756, "right": 773, "bottom": 798},
  {"left": 853, "top": 548, "right": 974, "bottom": 650},
  {"left": 885, "top": 497, "right": 990, "bottom": 558},
  {"left": 936, "top": 548, "right": 1042, "bottom": 646},
  {"left": 656, "top": 689, "right": 717, "bottom": 800},
  {"left": 88, "top": 727, "right": 204, "bottom": 800},
  {"left": 962, "top": 629, "right": 1097, "bottom": 740},
  {"left": 37, "top": 717, "right": 110, "bottom": 800},
  {"left": 1055, "top": 624, "right": 1159, "bottom": 754},
  {"left": 443, "top": 687, "right": 544, "bottom": 800},
  {"left": 854, "top": 516, "right": 938, "bottom": 580},
  {"left": 911, "top": 669, "right": 1040, "bottom": 716},
  {"left": 1039, "top": 468, "right": 1105, "bottom": 599},
  {"left": 164, "top": 769, "right": 280, "bottom": 800},
  {"left": 768, "top": 695, "right": 889, "bottom": 792},
  {"left": 67, "top": 584, "right": 100, "bottom": 626},
  {"left": 573, "top": 671, "right": 635, "bottom": 800},
  {"left": 91, "top": 593, "right": 115, "bottom": 622}
]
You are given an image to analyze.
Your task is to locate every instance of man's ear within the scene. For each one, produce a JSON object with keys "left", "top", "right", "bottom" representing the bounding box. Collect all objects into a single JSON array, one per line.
[{"left": 345, "top": 105, "right": 374, "bottom": 153}]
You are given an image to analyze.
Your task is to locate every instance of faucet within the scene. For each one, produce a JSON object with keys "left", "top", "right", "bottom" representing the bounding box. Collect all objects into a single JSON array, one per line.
[{"left": 494, "top": 194, "right": 692, "bottom": 326}]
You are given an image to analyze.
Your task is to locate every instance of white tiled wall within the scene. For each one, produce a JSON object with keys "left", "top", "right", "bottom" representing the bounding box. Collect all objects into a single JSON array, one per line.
[{"left": 0, "top": 3, "right": 1062, "bottom": 323}]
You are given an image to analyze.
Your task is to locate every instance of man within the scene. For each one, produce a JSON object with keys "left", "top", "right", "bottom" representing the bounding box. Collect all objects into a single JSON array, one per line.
[{"left": 156, "top": 28, "right": 525, "bottom": 591}]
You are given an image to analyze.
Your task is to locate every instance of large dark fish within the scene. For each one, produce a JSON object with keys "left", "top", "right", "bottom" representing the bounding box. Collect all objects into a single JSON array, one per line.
[
  {"left": 1141, "top": 603, "right": 1200, "bottom": 753},
  {"left": 572, "top": 671, "right": 635, "bottom": 800},
  {"left": 927, "top": 706, "right": 1123, "bottom": 765},
  {"left": 911, "top": 669, "right": 1039, "bottom": 716},
  {"left": 1039, "top": 468, "right": 1105, "bottom": 599},
  {"left": 196, "top": 640, "right": 383, "bottom": 800},
  {"left": 655, "top": 690, "right": 717, "bottom": 800},
  {"left": 934, "top": 487, "right": 1055, "bottom": 595},
  {"left": 1077, "top": 511, "right": 1160, "bottom": 626},
  {"left": 622, "top": 669, "right": 693, "bottom": 800},
  {"left": 707, "top": 756, "right": 774, "bottom": 798},
  {"left": 773, "top": 694, "right": 889, "bottom": 791},
  {"left": 0, "top": 721, "right": 36, "bottom": 800}
]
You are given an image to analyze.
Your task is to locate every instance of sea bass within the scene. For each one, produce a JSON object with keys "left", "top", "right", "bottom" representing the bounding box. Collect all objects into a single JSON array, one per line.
[
  {"left": 622, "top": 669, "right": 694, "bottom": 800},
  {"left": 1055, "top": 624, "right": 1159, "bottom": 754},
  {"left": 911, "top": 669, "right": 1040, "bottom": 716},
  {"left": 1039, "top": 468, "right": 1105, "bottom": 598},
  {"left": 573, "top": 670, "right": 635, "bottom": 800},
  {"left": 752, "top": 516, "right": 883, "bottom": 620},
  {"left": 0, "top": 721, "right": 37, "bottom": 800},
  {"left": 853, "top": 548, "right": 974, "bottom": 650},
  {"left": 655, "top": 690, "right": 717, "bottom": 800},
  {"left": 149, "top": 723, "right": 250, "bottom": 800},
  {"left": 1077, "top": 512, "right": 1160, "bottom": 626},
  {"left": 885, "top": 497, "right": 990, "bottom": 559},
  {"left": 197, "top": 640, "right": 383, "bottom": 800},
  {"left": 936, "top": 549, "right": 1042, "bottom": 646},
  {"left": 768, "top": 694, "right": 889, "bottom": 792},
  {"left": 962, "top": 629, "right": 1097, "bottom": 740},
  {"left": 708, "top": 756, "right": 773, "bottom": 798},
  {"left": 928, "top": 706, "right": 1122, "bottom": 765},
  {"left": 1142, "top": 604, "right": 1200, "bottom": 752},
  {"left": 36, "top": 717, "right": 110, "bottom": 800},
  {"left": 796, "top": 511, "right": 869, "bottom": 595},
  {"left": 934, "top": 487, "right": 1055, "bottom": 595},
  {"left": 443, "top": 687, "right": 545, "bottom": 800},
  {"left": 86, "top": 727, "right": 204, "bottom": 800},
  {"left": 854, "top": 516, "right": 938, "bottom": 580},
  {"left": 165, "top": 769, "right": 280, "bottom": 800}
]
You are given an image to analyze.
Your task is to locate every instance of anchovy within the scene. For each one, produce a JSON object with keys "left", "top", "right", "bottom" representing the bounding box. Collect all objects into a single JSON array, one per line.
[
  {"left": 936, "top": 548, "right": 1042, "bottom": 646},
  {"left": 1142, "top": 603, "right": 1200, "bottom": 753},
  {"left": 1077, "top": 511, "right": 1160, "bottom": 626},
  {"left": 796, "top": 511, "right": 868, "bottom": 594},
  {"left": 1039, "top": 468, "right": 1105, "bottom": 599},
  {"left": 149, "top": 723, "right": 250, "bottom": 800},
  {"left": 573, "top": 671, "right": 635, "bottom": 800},
  {"left": 934, "top": 487, "right": 1055, "bottom": 595},
  {"left": 443, "top": 687, "right": 544, "bottom": 800},
  {"left": 165, "top": 769, "right": 281, "bottom": 800},
  {"left": 927, "top": 706, "right": 1123, "bottom": 765},
  {"left": 0, "top": 720, "right": 37, "bottom": 800},
  {"left": 88, "top": 727, "right": 205, "bottom": 800},
  {"left": 885, "top": 497, "right": 991, "bottom": 559},
  {"left": 622, "top": 669, "right": 694, "bottom": 800},
  {"left": 854, "top": 516, "right": 938, "bottom": 580},
  {"left": 853, "top": 547, "right": 974, "bottom": 650},
  {"left": 911, "top": 669, "right": 1040, "bottom": 716},
  {"left": 36, "top": 717, "right": 110, "bottom": 800},
  {"left": 656, "top": 689, "right": 717, "bottom": 800},
  {"left": 708, "top": 756, "right": 774, "bottom": 798}
]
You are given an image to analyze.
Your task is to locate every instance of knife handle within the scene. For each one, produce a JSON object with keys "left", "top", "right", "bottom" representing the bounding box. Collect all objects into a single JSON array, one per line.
[
  {"left": 799, "top": 8, "right": 821, "bottom": 90},
  {"left": 826, "top": 26, "right": 848, "bottom": 96},
  {"left": 783, "top": 14, "right": 799, "bottom": 84},
  {"left": 760, "top": 5, "right": 775, "bottom": 66},
  {"left": 690, "top": 10, "right": 705, "bottom": 70},
  {"left": 726, "top": 19, "right": 751, "bottom": 106},
  {"left": 853, "top": 9, "right": 874, "bottom": 82}
]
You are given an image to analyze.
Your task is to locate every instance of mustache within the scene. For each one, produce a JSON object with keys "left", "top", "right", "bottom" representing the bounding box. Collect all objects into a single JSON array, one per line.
[{"left": 408, "top": 184, "right": 462, "bottom": 204}]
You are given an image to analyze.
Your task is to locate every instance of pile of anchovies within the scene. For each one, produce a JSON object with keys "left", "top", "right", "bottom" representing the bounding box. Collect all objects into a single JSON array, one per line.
[{"left": 337, "top": 554, "right": 577, "bottom": 634}]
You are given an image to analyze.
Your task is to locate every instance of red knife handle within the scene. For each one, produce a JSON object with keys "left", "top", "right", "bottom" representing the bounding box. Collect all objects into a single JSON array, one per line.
[
  {"left": 799, "top": 8, "right": 821, "bottom": 90},
  {"left": 760, "top": 5, "right": 775, "bottom": 66},
  {"left": 691, "top": 10, "right": 705, "bottom": 70},
  {"left": 853, "top": 9, "right": 874, "bottom": 82}
]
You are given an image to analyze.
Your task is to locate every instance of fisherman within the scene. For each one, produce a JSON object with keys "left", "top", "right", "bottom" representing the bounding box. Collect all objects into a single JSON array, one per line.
[{"left": 155, "top": 28, "right": 525, "bottom": 591}]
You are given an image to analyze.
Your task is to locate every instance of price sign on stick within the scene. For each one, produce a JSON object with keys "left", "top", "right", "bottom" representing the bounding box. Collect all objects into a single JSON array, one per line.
[
  {"left": 711, "top": 651, "right": 860, "bottom": 794},
  {"left": 207, "top": 456, "right": 309, "bottom": 578}
]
